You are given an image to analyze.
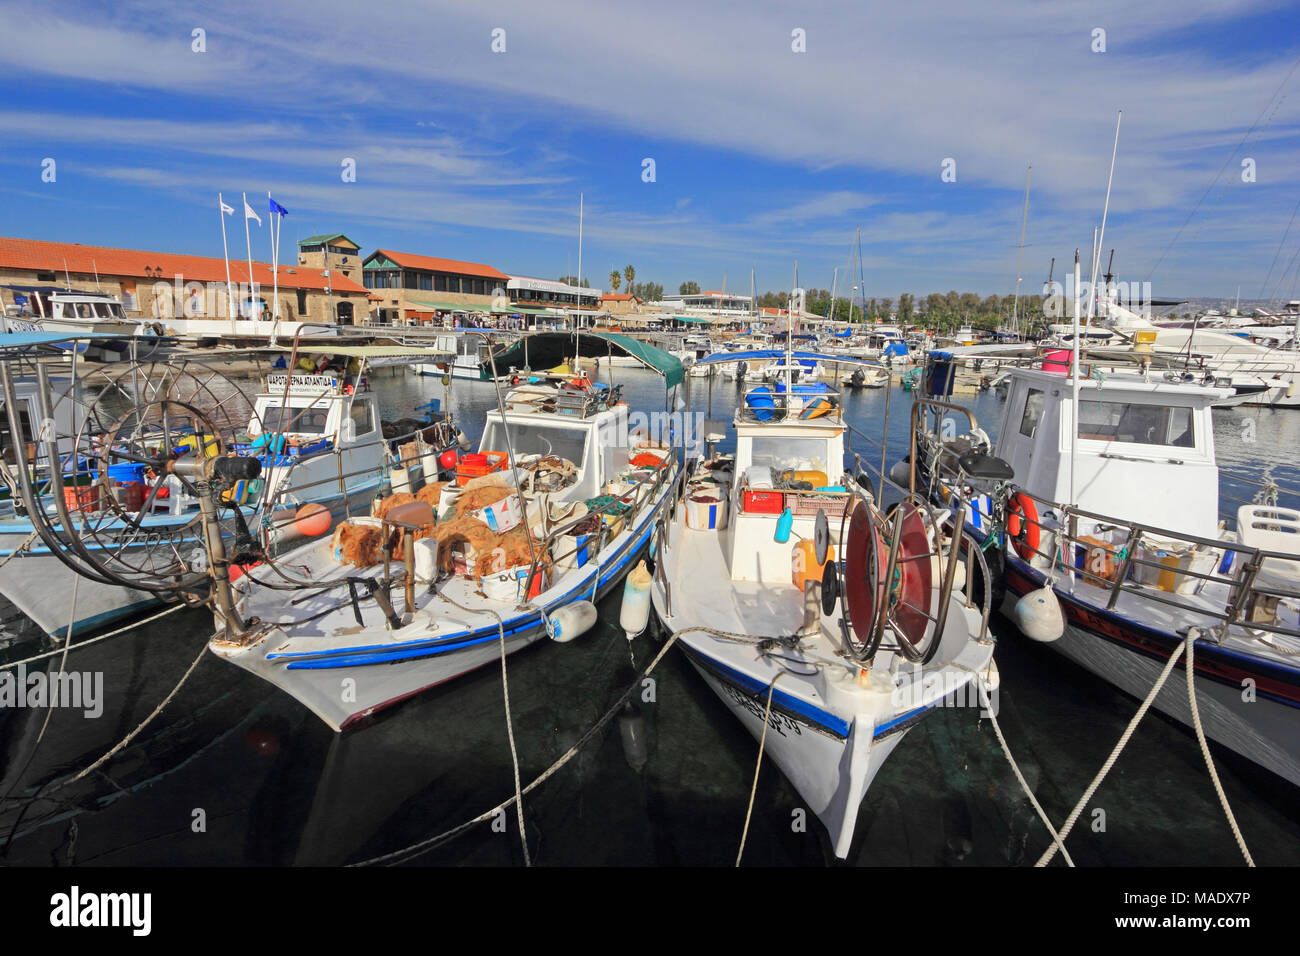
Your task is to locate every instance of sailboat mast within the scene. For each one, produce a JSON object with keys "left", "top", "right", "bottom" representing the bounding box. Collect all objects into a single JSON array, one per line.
[{"left": 1012, "top": 164, "right": 1031, "bottom": 338}]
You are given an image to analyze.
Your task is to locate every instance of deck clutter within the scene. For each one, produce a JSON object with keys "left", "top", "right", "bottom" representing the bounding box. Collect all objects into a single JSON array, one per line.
[{"left": 0, "top": 291, "right": 1294, "bottom": 868}]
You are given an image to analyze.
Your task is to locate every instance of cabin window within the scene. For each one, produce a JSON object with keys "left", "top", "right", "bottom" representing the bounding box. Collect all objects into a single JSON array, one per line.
[
  {"left": 1076, "top": 401, "right": 1194, "bottom": 447},
  {"left": 0, "top": 403, "right": 37, "bottom": 465},
  {"left": 481, "top": 420, "right": 587, "bottom": 465},
  {"left": 1018, "top": 389, "right": 1045, "bottom": 438},
  {"left": 748, "top": 436, "right": 828, "bottom": 475},
  {"left": 349, "top": 401, "right": 374, "bottom": 437},
  {"left": 260, "top": 403, "right": 330, "bottom": 435}
]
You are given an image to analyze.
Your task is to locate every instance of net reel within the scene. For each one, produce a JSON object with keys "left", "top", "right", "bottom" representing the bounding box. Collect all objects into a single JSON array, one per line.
[{"left": 11, "top": 357, "right": 266, "bottom": 596}]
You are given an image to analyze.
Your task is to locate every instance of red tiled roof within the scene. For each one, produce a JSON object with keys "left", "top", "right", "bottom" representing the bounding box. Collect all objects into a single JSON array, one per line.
[
  {"left": 0, "top": 236, "right": 367, "bottom": 294},
  {"left": 601, "top": 293, "right": 640, "bottom": 301},
  {"left": 371, "top": 248, "right": 508, "bottom": 281}
]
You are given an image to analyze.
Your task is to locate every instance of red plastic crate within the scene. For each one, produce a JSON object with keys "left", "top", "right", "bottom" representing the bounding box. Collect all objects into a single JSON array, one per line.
[{"left": 742, "top": 490, "right": 785, "bottom": 514}]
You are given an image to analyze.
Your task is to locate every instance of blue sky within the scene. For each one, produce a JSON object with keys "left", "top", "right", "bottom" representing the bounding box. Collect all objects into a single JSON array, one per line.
[{"left": 2, "top": 0, "right": 1300, "bottom": 303}]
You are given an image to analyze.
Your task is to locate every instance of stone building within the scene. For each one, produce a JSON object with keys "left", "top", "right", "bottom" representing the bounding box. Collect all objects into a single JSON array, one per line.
[
  {"left": 0, "top": 235, "right": 370, "bottom": 328},
  {"left": 362, "top": 249, "right": 510, "bottom": 324}
]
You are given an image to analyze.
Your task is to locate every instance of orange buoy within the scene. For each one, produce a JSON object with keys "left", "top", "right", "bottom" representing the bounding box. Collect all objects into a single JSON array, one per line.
[{"left": 295, "top": 502, "right": 332, "bottom": 537}]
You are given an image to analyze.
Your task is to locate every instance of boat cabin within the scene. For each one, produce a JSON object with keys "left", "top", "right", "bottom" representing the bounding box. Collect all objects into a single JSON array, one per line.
[
  {"left": 479, "top": 381, "right": 628, "bottom": 503},
  {"left": 724, "top": 384, "right": 849, "bottom": 582},
  {"left": 994, "top": 367, "right": 1228, "bottom": 538}
]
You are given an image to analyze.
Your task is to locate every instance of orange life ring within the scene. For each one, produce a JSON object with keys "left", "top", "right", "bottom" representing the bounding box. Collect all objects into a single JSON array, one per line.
[{"left": 1006, "top": 493, "right": 1040, "bottom": 561}]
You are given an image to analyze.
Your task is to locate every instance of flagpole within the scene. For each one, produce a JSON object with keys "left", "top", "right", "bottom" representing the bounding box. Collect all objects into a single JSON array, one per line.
[
  {"left": 269, "top": 191, "right": 280, "bottom": 345},
  {"left": 243, "top": 191, "right": 256, "bottom": 327},
  {"left": 270, "top": 191, "right": 280, "bottom": 321},
  {"left": 219, "top": 193, "right": 235, "bottom": 334}
]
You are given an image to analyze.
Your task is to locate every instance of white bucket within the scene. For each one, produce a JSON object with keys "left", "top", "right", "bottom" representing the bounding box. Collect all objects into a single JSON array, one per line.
[
  {"left": 391, "top": 466, "right": 412, "bottom": 494},
  {"left": 685, "top": 491, "right": 728, "bottom": 530},
  {"left": 414, "top": 538, "right": 439, "bottom": 583}
]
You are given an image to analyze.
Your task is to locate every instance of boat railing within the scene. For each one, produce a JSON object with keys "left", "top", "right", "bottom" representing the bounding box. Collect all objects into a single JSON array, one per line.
[
  {"left": 951, "top": 479, "right": 1300, "bottom": 644},
  {"left": 738, "top": 383, "right": 844, "bottom": 425},
  {"left": 253, "top": 420, "right": 459, "bottom": 548}
]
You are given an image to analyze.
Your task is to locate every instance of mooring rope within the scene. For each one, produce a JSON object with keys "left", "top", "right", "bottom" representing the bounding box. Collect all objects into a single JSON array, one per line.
[
  {"left": 0, "top": 602, "right": 187, "bottom": 672},
  {"left": 974, "top": 674, "right": 1075, "bottom": 867},
  {"left": 736, "top": 672, "right": 781, "bottom": 867},
  {"left": 427, "top": 587, "right": 530, "bottom": 866},
  {"left": 1035, "top": 639, "right": 1188, "bottom": 867},
  {"left": 1184, "top": 633, "right": 1254, "bottom": 866}
]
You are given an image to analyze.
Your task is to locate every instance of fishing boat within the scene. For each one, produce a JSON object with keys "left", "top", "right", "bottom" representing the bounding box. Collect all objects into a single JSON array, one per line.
[
  {"left": 841, "top": 365, "right": 890, "bottom": 389},
  {"left": 909, "top": 350, "right": 1300, "bottom": 787},
  {"left": 650, "top": 343, "right": 996, "bottom": 858},
  {"left": 207, "top": 333, "right": 684, "bottom": 730},
  {"left": 0, "top": 340, "right": 459, "bottom": 639}
]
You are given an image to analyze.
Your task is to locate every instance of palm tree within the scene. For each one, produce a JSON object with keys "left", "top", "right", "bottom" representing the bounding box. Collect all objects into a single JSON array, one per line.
[
  {"left": 624, "top": 264, "right": 635, "bottom": 296},
  {"left": 609, "top": 270, "right": 621, "bottom": 292}
]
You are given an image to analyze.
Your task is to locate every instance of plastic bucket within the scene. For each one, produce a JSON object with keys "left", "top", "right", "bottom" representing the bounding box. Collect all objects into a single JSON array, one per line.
[{"left": 1043, "top": 349, "right": 1072, "bottom": 375}]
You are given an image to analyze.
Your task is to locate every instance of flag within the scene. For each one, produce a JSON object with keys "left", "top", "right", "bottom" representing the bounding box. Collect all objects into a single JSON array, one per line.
[
  {"left": 243, "top": 199, "right": 262, "bottom": 225},
  {"left": 269, "top": 196, "right": 288, "bottom": 217},
  {"left": 220, "top": 199, "right": 234, "bottom": 215}
]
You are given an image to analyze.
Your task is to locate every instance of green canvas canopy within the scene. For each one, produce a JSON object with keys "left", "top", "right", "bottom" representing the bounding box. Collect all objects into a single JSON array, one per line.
[{"left": 482, "top": 331, "right": 684, "bottom": 388}]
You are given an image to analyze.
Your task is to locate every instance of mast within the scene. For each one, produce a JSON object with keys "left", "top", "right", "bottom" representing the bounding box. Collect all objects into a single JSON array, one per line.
[
  {"left": 1011, "top": 164, "right": 1031, "bottom": 339},
  {"left": 1087, "top": 109, "right": 1122, "bottom": 324},
  {"left": 1070, "top": 249, "right": 1081, "bottom": 508}
]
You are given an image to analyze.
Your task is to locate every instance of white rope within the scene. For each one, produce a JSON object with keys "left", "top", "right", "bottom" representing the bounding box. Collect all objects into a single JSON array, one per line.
[
  {"left": 1183, "top": 632, "right": 1255, "bottom": 866},
  {"left": 68, "top": 638, "right": 208, "bottom": 786},
  {"left": 974, "top": 674, "right": 1075, "bottom": 867},
  {"left": 430, "top": 587, "right": 530, "bottom": 865},
  {"left": 0, "top": 528, "right": 40, "bottom": 570},
  {"left": 736, "top": 673, "right": 781, "bottom": 866},
  {"left": 0, "top": 602, "right": 187, "bottom": 672},
  {"left": 1035, "top": 639, "right": 1187, "bottom": 867}
]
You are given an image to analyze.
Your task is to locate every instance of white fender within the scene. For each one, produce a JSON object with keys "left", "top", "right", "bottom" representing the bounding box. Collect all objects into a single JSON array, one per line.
[
  {"left": 546, "top": 601, "right": 598, "bottom": 643},
  {"left": 1013, "top": 586, "right": 1065, "bottom": 642}
]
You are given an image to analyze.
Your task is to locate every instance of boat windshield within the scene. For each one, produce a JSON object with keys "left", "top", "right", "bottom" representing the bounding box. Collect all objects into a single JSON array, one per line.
[
  {"left": 482, "top": 419, "right": 588, "bottom": 464},
  {"left": 259, "top": 403, "right": 331, "bottom": 435},
  {"left": 749, "top": 435, "right": 829, "bottom": 473}
]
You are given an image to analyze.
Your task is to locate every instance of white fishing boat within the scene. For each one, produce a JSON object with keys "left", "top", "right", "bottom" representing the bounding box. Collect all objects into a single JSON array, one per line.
[
  {"left": 650, "top": 344, "right": 996, "bottom": 858},
  {"left": 207, "top": 333, "right": 684, "bottom": 730},
  {"left": 911, "top": 351, "right": 1300, "bottom": 787},
  {"left": 0, "top": 342, "right": 459, "bottom": 639}
]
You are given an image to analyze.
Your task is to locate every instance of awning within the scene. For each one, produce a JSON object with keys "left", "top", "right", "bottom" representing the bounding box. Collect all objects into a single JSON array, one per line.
[
  {"left": 410, "top": 299, "right": 475, "bottom": 312},
  {"left": 695, "top": 349, "right": 885, "bottom": 369},
  {"left": 269, "top": 343, "right": 455, "bottom": 358},
  {"left": 482, "top": 332, "right": 684, "bottom": 389}
]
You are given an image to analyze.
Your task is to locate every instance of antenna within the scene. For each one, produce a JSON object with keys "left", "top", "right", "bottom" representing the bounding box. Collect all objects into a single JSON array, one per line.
[
  {"left": 92, "top": 259, "right": 102, "bottom": 291},
  {"left": 63, "top": 258, "right": 71, "bottom": 290}
]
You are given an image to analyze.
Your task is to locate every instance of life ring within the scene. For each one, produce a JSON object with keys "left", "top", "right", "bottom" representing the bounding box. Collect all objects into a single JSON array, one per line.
[{"left": 1006, "top": 493, "right": 1040, "bottom": 561}]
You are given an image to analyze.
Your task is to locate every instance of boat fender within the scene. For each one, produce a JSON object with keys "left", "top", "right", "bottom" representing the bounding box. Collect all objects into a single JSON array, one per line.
[
  {"left": 1013, "top": 586, "right": 1064, "bottom": 642},
  {"left": 619, "top": 561, "right": 653, "bottom": 641},
  {"left": 775, "top": 507, "right": 793, "bottom": 543},
  {"left": 546, "top": 600, "right": 598, "bottom": 643},
  {"left": 618, "top": 702, "right": 648, "bottom": 771},
  {"left": 888, "top": 458, "right": 912, "bottom": 487}
]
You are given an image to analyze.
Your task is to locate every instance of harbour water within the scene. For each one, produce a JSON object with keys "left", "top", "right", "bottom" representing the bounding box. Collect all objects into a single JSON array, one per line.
[{"left": 0, "top": 366, "right": 1297, "bottom": 866}]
